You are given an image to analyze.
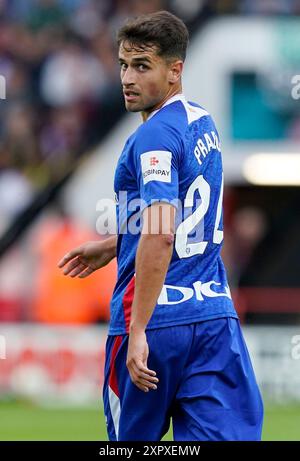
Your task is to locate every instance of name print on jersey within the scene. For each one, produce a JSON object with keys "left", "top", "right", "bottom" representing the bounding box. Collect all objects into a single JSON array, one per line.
[{"left": 194, "top": 130, "right": 221, "bottom": 166}]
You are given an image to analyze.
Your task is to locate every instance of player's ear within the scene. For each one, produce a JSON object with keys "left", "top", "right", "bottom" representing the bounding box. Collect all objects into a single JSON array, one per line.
[{"left": 168, "top": 60, "right": 183, "bottom": 84}]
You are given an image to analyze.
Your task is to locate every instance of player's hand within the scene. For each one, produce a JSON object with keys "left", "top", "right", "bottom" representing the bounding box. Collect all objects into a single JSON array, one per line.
[
  {"left": 58, "top": 239, "right": 115, "bottom": 279},
  {"left": 126, "top": 329, "right": 159, "bottom": 393}
]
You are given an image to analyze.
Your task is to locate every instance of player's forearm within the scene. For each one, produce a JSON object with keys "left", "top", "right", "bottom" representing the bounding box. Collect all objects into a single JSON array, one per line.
[{"left": 129, "top": 234, "right": 174, "bottom": 333}]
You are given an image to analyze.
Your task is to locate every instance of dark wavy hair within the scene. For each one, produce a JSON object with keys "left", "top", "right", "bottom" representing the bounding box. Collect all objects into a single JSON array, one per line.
[{"left": 117, "top": 10, "right": 189, "bottom": 62}]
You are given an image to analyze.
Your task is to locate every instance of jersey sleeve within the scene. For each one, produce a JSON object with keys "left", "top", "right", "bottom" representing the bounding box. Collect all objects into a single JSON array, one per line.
[{"left": 133, "top": 122, "right": 182, "bottom": 212}]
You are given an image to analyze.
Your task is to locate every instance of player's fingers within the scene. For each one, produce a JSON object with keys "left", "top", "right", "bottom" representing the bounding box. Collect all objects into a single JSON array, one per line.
[
  {"left": 62, "top": 258, "right": 81, "bottom": 275},
  {"left": 130, "top": 366, "right": 158, "bottom": 391},
  {"left": 128, "top": 372, "right": 151, "bottom": 392},
  {"left": 78, "top": 267, "right": 95, "bottom": 279},
  {"left": 68, "top": 263, "right": 87, "bottom": 278},
  {"left": 137, "top": 372, "right": 158, "bottom": 384},
  {"left": 130, "top": 362, "right": 159, "bottom": 383},
  {"left": 57, "top": 249, "right": 81, "bottom": 268},
  {"left": 127, "top": 365, "right": 151, "bottom": 390},
  {"left": 135, "top": 383, "right": 149, "bottom": 393},
  {"left": 136, "top": 378, "right": 157, "bottom": 390},
  {"left": 135, "top": 360, "right": 157, "bottom": 377}
]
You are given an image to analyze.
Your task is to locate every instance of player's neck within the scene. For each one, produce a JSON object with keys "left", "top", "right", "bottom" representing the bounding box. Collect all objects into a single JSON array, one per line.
[{"left": 141, "top": 86, "right": 183, "bottom": 122}]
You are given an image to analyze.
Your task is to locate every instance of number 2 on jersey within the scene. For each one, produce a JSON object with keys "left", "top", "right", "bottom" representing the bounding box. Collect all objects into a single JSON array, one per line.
[{"left": 175, "top": 174, "right": 224, "bottom": 258}]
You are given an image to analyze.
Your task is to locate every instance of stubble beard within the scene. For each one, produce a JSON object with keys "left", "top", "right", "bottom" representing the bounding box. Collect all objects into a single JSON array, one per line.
[{"left": 125, "top": 98, "right": 158, "bottom": 114}]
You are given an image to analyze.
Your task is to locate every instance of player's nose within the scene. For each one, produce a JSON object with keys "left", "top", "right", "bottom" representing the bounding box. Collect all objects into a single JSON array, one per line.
[{"left": 121, "top": 66, "right": 136, "bottom": 86}]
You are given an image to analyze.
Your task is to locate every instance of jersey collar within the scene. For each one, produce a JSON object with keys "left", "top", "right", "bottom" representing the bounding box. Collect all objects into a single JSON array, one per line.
[{"left": 146, "top": 93, "right": 186, "bottom": 121}]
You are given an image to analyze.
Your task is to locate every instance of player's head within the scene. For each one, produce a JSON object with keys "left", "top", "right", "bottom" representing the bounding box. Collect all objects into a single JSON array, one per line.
[{"left": 117, "top": 11, "right": 189, "bottom": 115}]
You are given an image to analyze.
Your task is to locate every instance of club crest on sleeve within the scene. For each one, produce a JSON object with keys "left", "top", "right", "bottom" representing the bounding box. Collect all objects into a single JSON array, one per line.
[{"left": 140, "top": 150, "right": 172, "bottom": 185}]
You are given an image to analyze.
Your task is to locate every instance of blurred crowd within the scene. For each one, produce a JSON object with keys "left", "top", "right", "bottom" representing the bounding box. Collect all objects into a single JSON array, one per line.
[
  {"left": 1, "top": 0, "right": 300, "bottom": 229},
  {"left": 0, "top": 0, "right": 168, "bottom": 229}
]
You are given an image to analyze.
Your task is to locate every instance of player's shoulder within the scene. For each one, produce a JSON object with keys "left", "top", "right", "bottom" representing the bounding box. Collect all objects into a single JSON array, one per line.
[
  {"left": 183, "top": 101, "right": 221, "bottom": 144},
  {"left": 134, "top": 100, "right": 184, "bottom": 145},
  {"left": 134, "top": 108, "right": 182, "bottom": 151},
  {"left": 132, "top": 95, "right": 217, "bottom": 153},
  {"left": 183, "top": 99, "right": 216, "bottom": 128},
  {"left": 154, "top": 96, "right": 215, "bottom": 133},
  {"left": 137, "top": 105, "right": 181, "bottom": 136}
]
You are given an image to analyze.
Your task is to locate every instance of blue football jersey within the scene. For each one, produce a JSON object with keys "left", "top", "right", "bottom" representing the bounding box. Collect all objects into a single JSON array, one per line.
[{"left": 109, "top": 94, "right": 237, "bottom": 335}]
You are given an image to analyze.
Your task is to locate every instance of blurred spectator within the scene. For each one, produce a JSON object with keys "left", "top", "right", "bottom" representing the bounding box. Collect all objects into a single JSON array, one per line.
[
  {"left": 0, "top": 166, "right": 33, "bottom": 233},
  {"left": 30, "top": 206, "right": 117, "bottom": 324},
  {"left": 40, "top": 106, "right": 82, "bottom": 156},
  {"left": 239, "top": 0, "right": 296, "bottom": 15},
  {"left": 4, "top": 104, "right": 38, "bottom": 167},
  {"left": 27, "top": 0, "right": 66, "bottom": 32},
  {"left": 68, "top": 0, "right": 104, "bottom": 39},
  {"left": 223, "top": 206, "right": 268, "bottom": 287},
  {"left": 170, "top": 0, "right": 207, "bottom": 21},
  {"left": 130, "top": 0, "right": 166, "bottom": 15},
  {"left": 90, "top": 27, "right": 120, "bottom": 81},
  {"left": 40, "top": 39, "right": 108, "bottom": 106},
  {"left": 0, "top": 243, "right": 29, "bottom": 321}
]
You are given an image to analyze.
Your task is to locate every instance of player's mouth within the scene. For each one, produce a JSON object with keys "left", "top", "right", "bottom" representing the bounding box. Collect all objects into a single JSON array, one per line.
[{"left": 123, "top": 91, "right": 139, "bottom": 102}]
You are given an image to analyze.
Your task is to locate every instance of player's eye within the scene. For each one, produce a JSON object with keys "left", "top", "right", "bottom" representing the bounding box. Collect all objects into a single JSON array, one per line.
[
  {"left": 120, "top": 63, "right": 128, "bottom": 70},
  {"left": 137, "top": 64, "right": 148, "bottom": 71}
]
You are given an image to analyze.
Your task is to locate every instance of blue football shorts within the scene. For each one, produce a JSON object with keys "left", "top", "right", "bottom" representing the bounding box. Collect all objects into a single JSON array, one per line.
[{"left": 103, "top": 317, "right": 264, "bottom": 441}]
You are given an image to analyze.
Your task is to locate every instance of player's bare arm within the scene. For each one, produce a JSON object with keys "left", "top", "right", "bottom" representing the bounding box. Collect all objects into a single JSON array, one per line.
[
  {"left": 58, "top": 235, "right": 117, "bottom": 278},
  {"left": 126, "top": 202, "right": 175, "bottom": 392}
]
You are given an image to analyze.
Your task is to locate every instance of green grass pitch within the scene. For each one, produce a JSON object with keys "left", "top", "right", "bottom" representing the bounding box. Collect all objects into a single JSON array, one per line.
[{"left": 0, "top": 401, "right": 299, "bottom": 441}]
